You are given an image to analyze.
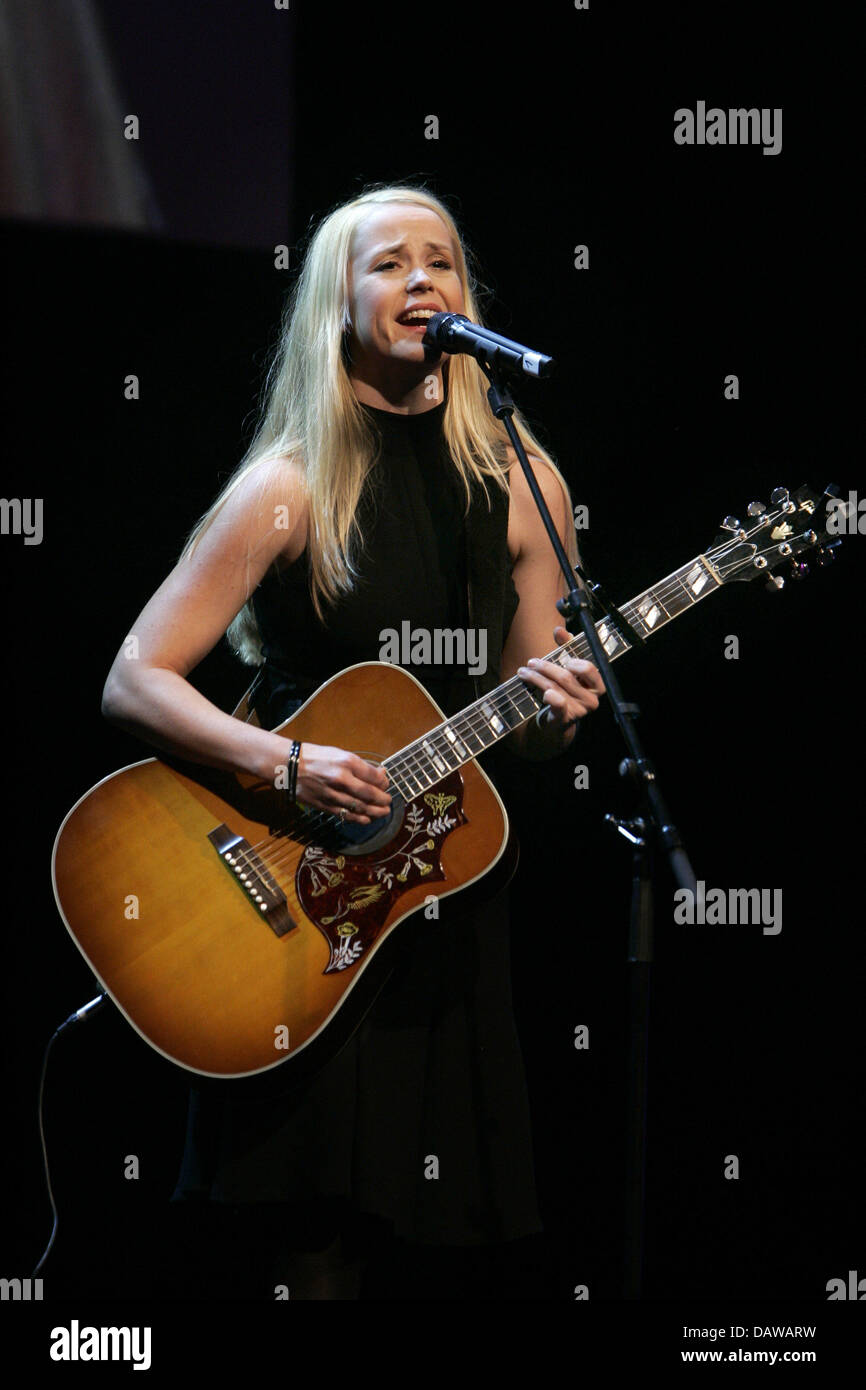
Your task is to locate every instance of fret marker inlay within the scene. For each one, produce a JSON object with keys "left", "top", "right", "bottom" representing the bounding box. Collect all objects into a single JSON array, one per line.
[
  {"left": 637, "top": 598, "right": 660, "bottom": 627},
  {"left": 422, "top": 739, "right": 448, "bottom": 775},
  {"left": 481, "top": 701, "right": 505, "bottom": 735},
  {"left": 443, "top": 725, "right": 467, "bottom": 758},
  {"left": 686, "top": 563, "right": 709, "bottom": 595}
]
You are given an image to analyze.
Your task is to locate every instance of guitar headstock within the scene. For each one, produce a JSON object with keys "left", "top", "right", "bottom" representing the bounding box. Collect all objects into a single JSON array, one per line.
[{"left": 705, "top": 484, "right": 843, "bottom": 590}]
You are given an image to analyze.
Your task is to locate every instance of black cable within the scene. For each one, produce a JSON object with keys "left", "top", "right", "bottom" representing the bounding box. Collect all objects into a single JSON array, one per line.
[{"left": 32, "top": 991, "right": 108, "bottom": 1276}]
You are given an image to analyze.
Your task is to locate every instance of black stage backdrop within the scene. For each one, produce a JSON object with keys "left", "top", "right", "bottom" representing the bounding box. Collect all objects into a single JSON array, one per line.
[{"left": 1, "top": 0, "right": 862, "bottom": 1362}]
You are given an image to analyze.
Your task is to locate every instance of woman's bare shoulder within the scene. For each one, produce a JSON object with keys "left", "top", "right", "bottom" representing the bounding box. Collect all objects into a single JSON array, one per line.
[
  {"left": 206, "top": 452, "right": 309, "bottom": 566},
  {"left": 502, "top": 445, "right": 567, "bottom": 562}
]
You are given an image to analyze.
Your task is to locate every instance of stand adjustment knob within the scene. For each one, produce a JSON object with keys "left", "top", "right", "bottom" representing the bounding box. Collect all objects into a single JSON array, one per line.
[{"left": 604, "top": 814, "right": 647, "bottom": 847}]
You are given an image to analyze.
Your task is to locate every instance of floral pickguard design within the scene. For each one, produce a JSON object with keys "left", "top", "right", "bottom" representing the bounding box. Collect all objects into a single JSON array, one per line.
[{"left": 296, "top": 770, "right": 466, "bottom": 973}]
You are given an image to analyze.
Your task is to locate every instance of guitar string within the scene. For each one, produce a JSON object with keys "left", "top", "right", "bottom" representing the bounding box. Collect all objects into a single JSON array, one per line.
[
  {"left": 233, "top": 525, "right": 775, "bottom": 879},
  {"left": 225, "top": 525, "right": 802, "bottom": 884},
  {"left": 226, "top": 531, "right": 783, "bottom": 884},
  {"left": 228, "top": 561, "right": 717, "bottom": 881},
  {"left": 233, "top": 686, "right": 540, "bottom": 881},
  {"left": 233, "top": 672, "right": 545, "bottom": 879}
]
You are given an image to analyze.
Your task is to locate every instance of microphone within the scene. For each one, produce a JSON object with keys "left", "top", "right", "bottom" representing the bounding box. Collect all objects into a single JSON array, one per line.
[{"left": 422, "top": 312, "right": 554, "bottom": 378}]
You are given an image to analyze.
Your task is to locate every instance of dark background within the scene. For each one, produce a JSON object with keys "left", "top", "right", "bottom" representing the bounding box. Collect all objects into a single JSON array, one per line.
[{"left": 2, "top": 0, "right": 862, "bottom": 1330}]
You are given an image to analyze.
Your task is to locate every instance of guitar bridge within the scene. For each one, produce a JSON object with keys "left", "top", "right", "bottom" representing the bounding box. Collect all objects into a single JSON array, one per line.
[{"left": 207, "top": 823, "right": 296, "bottom": 937}]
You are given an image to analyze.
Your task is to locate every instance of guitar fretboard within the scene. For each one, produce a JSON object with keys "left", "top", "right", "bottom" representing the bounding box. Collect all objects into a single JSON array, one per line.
[{"left": 382, "top": 553, "right": 720, "bottom": 801}]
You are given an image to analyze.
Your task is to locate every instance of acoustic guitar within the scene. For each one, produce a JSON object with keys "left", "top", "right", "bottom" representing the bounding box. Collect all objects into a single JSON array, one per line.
[{"left": 52, "top": 485, "right": 838, "bottom": 1080}]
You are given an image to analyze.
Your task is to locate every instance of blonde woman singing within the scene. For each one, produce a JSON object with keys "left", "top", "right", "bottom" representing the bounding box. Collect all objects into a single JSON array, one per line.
[{"left": 102, "top": 184, "right": 604, "bottom": 1298}]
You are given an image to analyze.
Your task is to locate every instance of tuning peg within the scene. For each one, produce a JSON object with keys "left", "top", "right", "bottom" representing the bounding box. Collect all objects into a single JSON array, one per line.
[
  {"left": 721, "top": 516, "right": 741, "bottom": 532},
  {"left": 747, "top": 501, "right": 767, "bottom": 516},
  {"left": 770, "top": 487, "right": 789, "bottom": 505},
  {"left": 789, "top": 560, "right": 809, "bottom": 580},
  {"left": 766, "top": 574, "right": 785, "bottom": 592}
]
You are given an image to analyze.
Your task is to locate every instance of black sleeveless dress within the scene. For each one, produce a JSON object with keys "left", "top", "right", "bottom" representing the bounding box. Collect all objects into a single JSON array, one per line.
[{"left": 171, "top": 399, "right": 542, "bottom": 1248}]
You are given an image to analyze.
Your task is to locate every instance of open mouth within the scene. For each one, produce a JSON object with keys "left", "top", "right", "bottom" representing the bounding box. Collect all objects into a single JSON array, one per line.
[{"left": 396, "top": 307, "right": 440, "bottom": 331}]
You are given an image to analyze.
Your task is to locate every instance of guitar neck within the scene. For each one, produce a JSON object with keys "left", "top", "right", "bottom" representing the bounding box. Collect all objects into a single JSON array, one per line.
[{"left": 382, "top": 552, "right": 722, "bottom": 801}]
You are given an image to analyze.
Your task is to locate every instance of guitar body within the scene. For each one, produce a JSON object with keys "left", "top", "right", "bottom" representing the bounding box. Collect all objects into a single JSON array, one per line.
[{"left": 52, "top": 663, "right": 511, "bottom": 1081}]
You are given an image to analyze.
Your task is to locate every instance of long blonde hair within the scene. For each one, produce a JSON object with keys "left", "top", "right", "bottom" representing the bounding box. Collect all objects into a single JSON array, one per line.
[{"left": 183, "top": 182, "right": 578, "bottom": 664}]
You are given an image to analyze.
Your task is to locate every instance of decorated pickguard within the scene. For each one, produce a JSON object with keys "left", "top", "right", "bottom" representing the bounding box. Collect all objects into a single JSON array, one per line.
[{"left": 296, "top": 771, "right": 467, "bottom": 974}]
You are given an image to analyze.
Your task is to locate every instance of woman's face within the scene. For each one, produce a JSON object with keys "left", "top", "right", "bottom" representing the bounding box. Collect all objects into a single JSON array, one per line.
[{"left": 345, "top": 204, "right": 465, "bottom": 383}]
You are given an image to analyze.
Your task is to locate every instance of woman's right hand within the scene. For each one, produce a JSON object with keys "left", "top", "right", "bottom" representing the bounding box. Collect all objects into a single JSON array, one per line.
[{"left": 295, "top": 743, "right": 392, "bottom": 823}]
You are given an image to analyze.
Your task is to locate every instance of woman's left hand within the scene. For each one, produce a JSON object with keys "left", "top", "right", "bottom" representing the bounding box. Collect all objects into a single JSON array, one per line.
[{"left": 517, "top": 625, "right": 605, "bottom": 730}]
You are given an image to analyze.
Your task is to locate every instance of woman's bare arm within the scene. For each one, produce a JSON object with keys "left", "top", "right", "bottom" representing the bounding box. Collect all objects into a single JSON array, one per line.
[
  {"left": 501, "top": 455, "right": 604, "bottom": 759},
  {"left": 101, "top": 458, "right": 391, "bottom": 821}
]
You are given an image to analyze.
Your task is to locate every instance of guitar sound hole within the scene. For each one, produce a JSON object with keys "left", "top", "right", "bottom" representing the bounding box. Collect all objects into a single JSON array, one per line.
[{"left": 323, "top": 792, "right": 406, "bottom": 857}]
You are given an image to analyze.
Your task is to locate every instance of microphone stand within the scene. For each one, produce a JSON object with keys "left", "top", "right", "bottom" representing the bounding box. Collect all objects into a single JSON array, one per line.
[{"left": 477, "top": 356, "right": 698, "bottom": 1301}]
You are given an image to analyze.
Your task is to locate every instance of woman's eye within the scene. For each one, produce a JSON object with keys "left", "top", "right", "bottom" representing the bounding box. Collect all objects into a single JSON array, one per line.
[{"left": 374, "top": 259, "right": 452, "bottom": 272}]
